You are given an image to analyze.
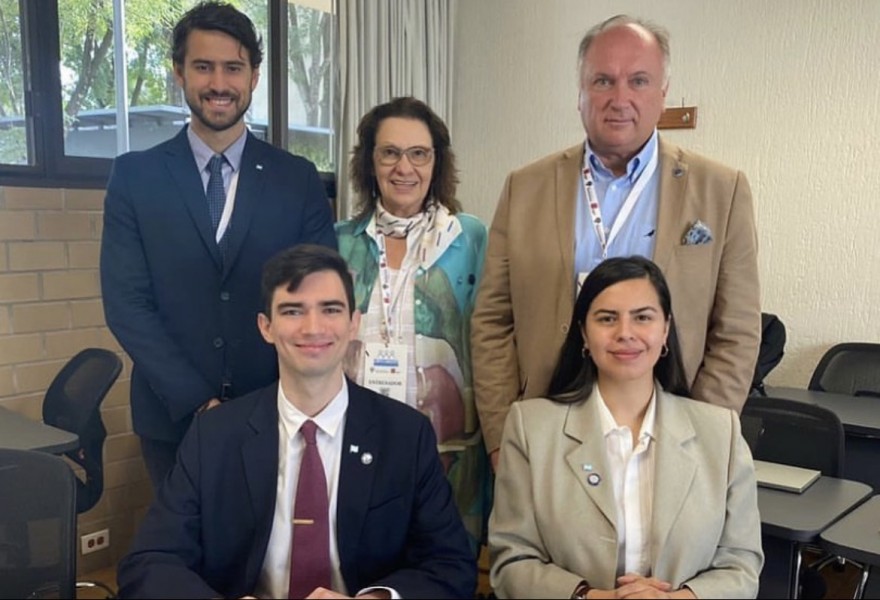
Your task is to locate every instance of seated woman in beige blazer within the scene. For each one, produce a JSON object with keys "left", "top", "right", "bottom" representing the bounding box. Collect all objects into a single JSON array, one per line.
[{"left": 489, "top": 256, "right": 763, "bottom": 599}]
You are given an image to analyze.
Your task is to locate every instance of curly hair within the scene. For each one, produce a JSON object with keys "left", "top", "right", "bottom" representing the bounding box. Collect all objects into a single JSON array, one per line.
[{"left": 349, "top": 97, "right": 461, "bottom": 220}]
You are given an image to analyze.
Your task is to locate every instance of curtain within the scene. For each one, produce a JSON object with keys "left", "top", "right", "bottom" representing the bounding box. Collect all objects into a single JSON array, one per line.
[{"left": 335, "top": 0, "right": 456, "bottom": 218}]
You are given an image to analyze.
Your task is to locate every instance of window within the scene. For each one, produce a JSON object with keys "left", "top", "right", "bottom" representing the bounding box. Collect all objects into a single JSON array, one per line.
[
  {"left": 0, "top": 0, "right": 335, "bottom": 190},
  {"left": 287, "top": 0, "right": 333, "bottom": 172}
]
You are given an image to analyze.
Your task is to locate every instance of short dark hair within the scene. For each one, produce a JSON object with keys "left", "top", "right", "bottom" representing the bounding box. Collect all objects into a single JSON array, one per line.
[
  {"left": 260, "top": 244, "right": 355, "bottom": 318},
  {"left": 547, "top": 256, "right": 690, "bottom": 403},
  {"left": 349, "top": 96, "right": 461, "bottom": 220},
  {"left": 172, "top": 1, "right": 263, "bottom": 69}
]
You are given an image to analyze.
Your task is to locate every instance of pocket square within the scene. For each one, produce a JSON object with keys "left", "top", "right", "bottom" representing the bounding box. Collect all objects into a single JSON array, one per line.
[{"left": 682, "top": 220, "right": 713, "bottom": 245}]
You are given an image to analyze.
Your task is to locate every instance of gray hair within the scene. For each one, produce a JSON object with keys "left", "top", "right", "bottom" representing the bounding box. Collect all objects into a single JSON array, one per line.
[{"left": 577, "top": 14, "right": 671, "bottom": 86}]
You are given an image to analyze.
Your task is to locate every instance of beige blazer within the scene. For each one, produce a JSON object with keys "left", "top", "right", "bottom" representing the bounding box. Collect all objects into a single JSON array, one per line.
[
  {"left": 489, "top": 387, "right": 763, "bottom": 599},
  {"left": 471, "top": 138, "right": 761, "bottom": 452}
]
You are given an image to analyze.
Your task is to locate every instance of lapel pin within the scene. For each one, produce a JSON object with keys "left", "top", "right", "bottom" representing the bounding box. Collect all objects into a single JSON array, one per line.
[
  {"left": 349, "top": 444, "right": 359, "bottom": 454},
  {"left": 361, "top": 452, "right": 373, "bottom": 465},
  {"left": 582, "top": 463, "right": 593, "bottom": 471},
  {"left": 256, "top": 164, "right": 264, "bottom": 170},
  {"left": 587, "top": 473, "right": 602, "bottom": 486}
]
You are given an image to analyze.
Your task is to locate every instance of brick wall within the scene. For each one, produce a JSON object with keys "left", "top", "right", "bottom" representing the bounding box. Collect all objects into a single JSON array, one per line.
[{"left": 0, "top": 185, "right": 153, "bottom": 576}]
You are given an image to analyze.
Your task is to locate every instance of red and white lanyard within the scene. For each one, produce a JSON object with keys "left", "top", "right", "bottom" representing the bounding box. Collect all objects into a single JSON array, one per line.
[
  {"left": 582, "top": 146, "right": 658, "bottom": 259},
  {"left": 375, "top": 232, "right": 415, "bottom": 344}
]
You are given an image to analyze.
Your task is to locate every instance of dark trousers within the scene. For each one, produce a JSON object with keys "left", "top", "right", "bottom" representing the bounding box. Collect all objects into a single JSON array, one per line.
[{"left": 140, "top": 437, "right": 179, "bottom": 492}]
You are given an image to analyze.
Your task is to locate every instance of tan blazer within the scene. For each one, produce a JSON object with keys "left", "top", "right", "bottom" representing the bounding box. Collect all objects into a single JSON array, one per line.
[
  {"left": 489, "top": 387, "right": 763, "bottom": 599},
  {"left": 471, "top": 138, "right": 761, "bottom": 452}
]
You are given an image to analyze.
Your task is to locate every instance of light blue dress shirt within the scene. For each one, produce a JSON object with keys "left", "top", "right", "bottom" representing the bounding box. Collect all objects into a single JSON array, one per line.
[
  {"left": 574, "top": 129, "right": 660, "bottom": 280},
  {"left": 187, "top": 125, "right": 247, "bottom": 194}
]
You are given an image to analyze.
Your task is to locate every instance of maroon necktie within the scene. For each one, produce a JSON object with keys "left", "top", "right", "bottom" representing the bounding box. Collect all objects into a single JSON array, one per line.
[{"left": 288, "top": 420, "right": 332, "bottom": 598}]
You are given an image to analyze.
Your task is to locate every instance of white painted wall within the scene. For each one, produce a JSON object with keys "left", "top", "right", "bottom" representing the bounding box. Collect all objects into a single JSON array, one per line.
[{"left": 452, "top": 0, "right": 880, "bottom": 388}]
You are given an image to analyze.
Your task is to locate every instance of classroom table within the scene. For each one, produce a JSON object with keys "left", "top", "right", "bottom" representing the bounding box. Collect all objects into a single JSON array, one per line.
[
  {"left": 758, "top": 476, "right": 872, "bottom": 599},
  {"left": 764, "top": 386, "right": 880, "bottom": 491},
  {"left": 0, "top": 406, "right": 78, "bottom": 454},
  {"left": 820, "top": 495, "right": 880, "bottom": 599}
]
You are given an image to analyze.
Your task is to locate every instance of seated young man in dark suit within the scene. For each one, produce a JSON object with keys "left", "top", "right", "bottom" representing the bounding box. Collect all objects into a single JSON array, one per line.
[{"left": 117, "top": 244, "right": 476, "bottom": 599}]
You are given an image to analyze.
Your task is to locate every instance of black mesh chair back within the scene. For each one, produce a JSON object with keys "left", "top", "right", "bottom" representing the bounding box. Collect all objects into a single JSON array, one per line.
[
  {"left": 741, "top": 395, "right": 845, "bottom": 477},
  {"left": 808, "top": 342, "right": 880, "bottom": 398},
  {"left": 0, "top": 448, "right": 77, "bottom": 599},
  {"left": 41, "top": 348, "right": 122, "bottom": 514}
]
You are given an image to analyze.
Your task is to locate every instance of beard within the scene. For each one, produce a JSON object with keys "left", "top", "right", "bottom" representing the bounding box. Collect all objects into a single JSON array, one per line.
[{"left": 186, "top": 91, "right": 252, "bottom": 132}]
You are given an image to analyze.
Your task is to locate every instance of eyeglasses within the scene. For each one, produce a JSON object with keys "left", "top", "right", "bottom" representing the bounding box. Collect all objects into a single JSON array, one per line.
[{"left": 374, "top": 145, "right": 434, "bottom": 167}]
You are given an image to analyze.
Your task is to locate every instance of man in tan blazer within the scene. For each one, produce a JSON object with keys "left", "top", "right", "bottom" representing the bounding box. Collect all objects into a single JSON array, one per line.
[{"left": 472, "top": 15, "right": 760, "bottom": 466}]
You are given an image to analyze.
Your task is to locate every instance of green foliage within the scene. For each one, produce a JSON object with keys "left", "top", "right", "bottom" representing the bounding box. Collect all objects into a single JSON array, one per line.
[{"left": 0, "top": 0, "right": 332, "bottom": 166}]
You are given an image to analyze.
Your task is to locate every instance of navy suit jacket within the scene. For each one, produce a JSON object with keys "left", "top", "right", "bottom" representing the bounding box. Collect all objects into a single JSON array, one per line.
[
  {"left": 100, "top": 127, "right": 337, "bottom": 443},
  {"left": 116, "top": 380, "right": 477, "bottom": 599}
]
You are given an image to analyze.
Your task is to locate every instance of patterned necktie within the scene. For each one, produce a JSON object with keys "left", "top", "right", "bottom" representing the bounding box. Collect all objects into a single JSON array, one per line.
[
  {"left": 206, "top": 154, "right": 226, "bottom": 234},
  {"left": 288, "top": 420, "right": 331, "bottom": 598}
]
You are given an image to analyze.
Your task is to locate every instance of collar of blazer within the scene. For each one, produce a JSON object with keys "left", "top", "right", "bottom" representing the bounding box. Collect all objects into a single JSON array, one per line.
[
  {"left": 166, "top": 128, "right": 270, "bottom": 275},
  {"left": 237, "top": 379, "right": 384, "bottom": 591},
  {"left": 561, "top": 384, "right": 698, "bottom": 545},
  {"left": 553, "top": 137, "right": 690, "bottom": 277}
]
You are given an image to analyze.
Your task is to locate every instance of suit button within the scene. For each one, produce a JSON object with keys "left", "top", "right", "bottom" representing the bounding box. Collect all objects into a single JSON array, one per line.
[
  {"left": 220, "top": 291, "right": 230, "bottom": 301},
  {"left": 213, "top": 337, "right": 224, "bottom": 348},
  {"left": 561, "top": 324, "right": 569, "bottom": 334}
]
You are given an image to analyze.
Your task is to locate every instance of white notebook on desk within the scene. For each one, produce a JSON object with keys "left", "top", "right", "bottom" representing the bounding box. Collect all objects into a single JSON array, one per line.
[{"left": 754, "top": 460, "right": 821, "bottom": 493}]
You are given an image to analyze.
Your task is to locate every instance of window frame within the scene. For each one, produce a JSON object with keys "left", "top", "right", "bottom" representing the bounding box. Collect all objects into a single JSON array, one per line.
[{"left": 0, "top": 0, "right": 336, "bottom": 198}]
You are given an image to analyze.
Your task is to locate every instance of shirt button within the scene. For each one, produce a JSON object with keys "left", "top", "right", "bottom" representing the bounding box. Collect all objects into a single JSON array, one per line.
[
  {"left": 415, "top": 299, "right": 422, "bottom": 306},
  {"left": 416, "top": 334, "right": 423, "bottom": 340},
  {"left": 213, "top": 337, "right": 224, "bottom": 348},
  {"left": 220, "top": 291, "right": 230, "bottom": 301}
]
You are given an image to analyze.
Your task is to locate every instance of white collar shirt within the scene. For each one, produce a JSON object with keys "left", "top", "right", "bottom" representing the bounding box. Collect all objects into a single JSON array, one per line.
[
  {"left": 255, "top": 378, "right": 401, "bottom": 599},
  {"left": 256, "top": 378, "right": 348, "bottom": 598},
  {"left": 596, "top": 386, "right": 658, "bottom": 577}
]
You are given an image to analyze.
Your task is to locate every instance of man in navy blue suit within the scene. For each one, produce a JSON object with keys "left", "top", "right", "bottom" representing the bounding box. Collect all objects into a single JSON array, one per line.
[
  {"left": 116, "top": 245, "right": 476, "bottom": 599},
  {"left": 100, "top": 1, "right": 336, "bottom": 489}
]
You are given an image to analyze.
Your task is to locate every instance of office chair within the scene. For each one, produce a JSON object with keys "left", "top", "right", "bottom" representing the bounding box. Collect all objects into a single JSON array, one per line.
[
  {"left": 0, "top": 448, "right": 77, "bottom": 599},
  {"left": 742, "top": 395, "right": 844, "bottom": 476},
  {"left": 41, "top": 348, "right": 123, "bottom": 598},
  {"left": 742, "top": 395, "right": 862, "bottom": 599},
  {"left": 809, "top": 342, "right": 880, "bottom": 398}
]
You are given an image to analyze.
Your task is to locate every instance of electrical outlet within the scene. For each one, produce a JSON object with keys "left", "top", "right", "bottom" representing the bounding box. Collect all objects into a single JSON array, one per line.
[{"left": 80, "top": 528, "right": 110, "bottom": 555}]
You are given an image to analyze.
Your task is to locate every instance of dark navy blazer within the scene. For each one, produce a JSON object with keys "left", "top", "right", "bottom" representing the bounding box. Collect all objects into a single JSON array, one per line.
[
  {"left": 116, "top": 381, "right": 477, "bottom": 599},
  {"left": 100, "top": 127, "right": 336, "bottom": 443}
]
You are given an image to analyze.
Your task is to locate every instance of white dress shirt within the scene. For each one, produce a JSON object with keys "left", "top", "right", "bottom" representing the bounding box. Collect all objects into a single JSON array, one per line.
[
  {"left": 596, "top": 387, "right": 657, "bottom": 577},
  {"left": 256, "top": 378, "right": 348, "bottom": 598},
  {"left": 255, "top": 378, "right": 400, "bottom": 599}
]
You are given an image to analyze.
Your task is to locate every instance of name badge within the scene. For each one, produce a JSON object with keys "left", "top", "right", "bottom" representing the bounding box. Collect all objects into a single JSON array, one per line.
[{"left": 363, "top": 342, "right": 408, "bottom": 402}]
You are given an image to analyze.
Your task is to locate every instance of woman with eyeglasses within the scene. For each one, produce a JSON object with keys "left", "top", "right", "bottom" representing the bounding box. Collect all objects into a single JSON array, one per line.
[
  {"left": 488, "top": 256, "right": 763, "bottom": 599},
  {"left": 336, "top": 96, "right": 490, "bottom": 555}
]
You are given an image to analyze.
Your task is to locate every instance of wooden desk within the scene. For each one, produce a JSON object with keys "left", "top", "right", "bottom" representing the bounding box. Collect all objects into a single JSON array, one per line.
[
  {"left": 0, "top": 406, "right": 78, "bottom": 454},
  {"left": 758, "top": 477, "right": 872, "bottom": 599},
  {"left": 821, "top": 495, "right": 880, "bottom": 599},
  {"left": 764, "top": 386, "right": 880, "bottom": 491}
]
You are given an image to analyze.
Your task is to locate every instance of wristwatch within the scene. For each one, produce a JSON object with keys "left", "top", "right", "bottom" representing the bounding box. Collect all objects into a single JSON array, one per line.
[{"left": 571, "top": 580, "right": 592, "bottom": 599}]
